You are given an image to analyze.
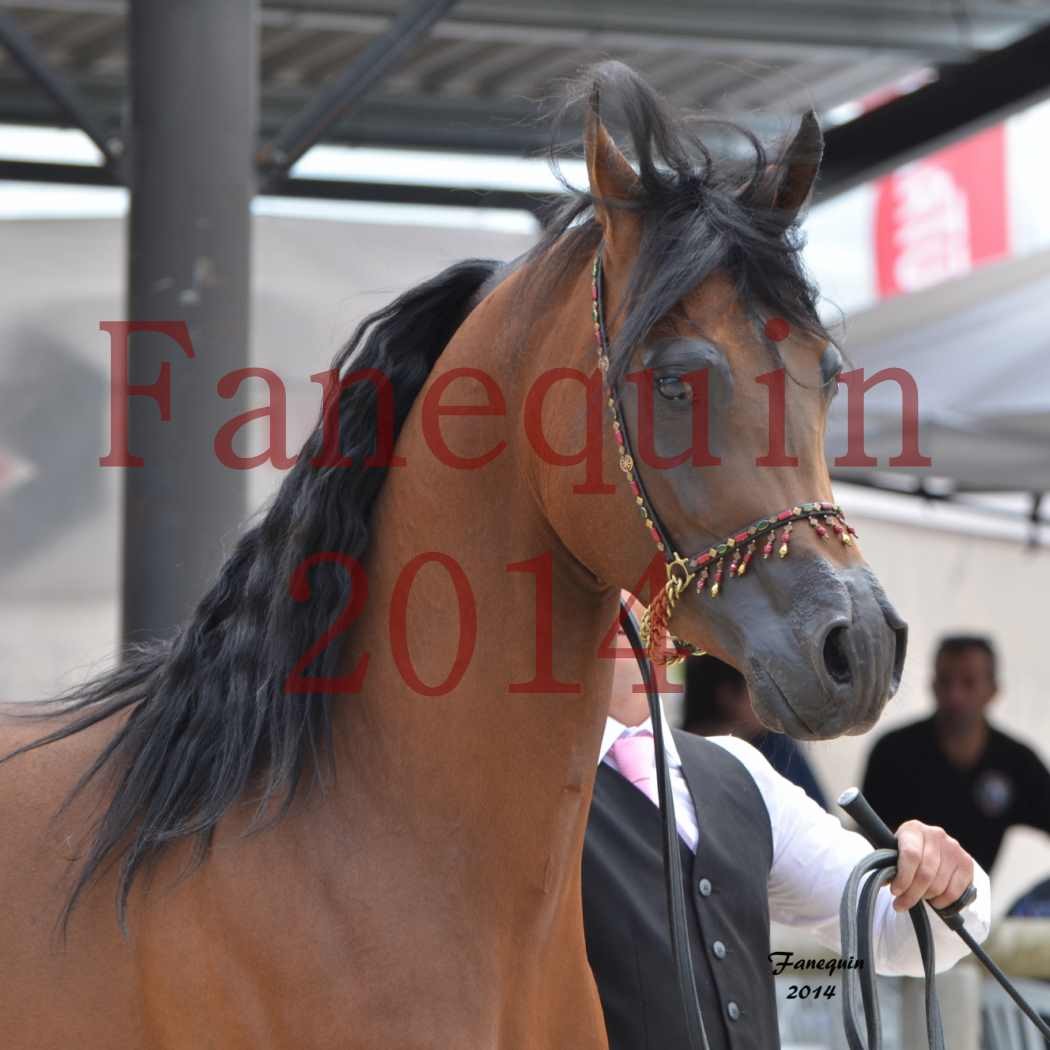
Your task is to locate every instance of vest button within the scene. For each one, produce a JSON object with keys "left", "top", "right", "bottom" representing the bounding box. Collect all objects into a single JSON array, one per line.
[
  {"left": 712, "top": 940, "right": 727, "bottom": 959},
  {"left": 697, "top": 878, "right": 712, "bottom": 897},
  {"left": 727, "top": 1001, "right": 740, "bottom": 1021}
]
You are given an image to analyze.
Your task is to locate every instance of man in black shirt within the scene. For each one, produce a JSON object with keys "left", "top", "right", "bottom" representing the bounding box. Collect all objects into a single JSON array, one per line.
[{"left": 862, "top": 634, "right": 1050, "bottom": 872}]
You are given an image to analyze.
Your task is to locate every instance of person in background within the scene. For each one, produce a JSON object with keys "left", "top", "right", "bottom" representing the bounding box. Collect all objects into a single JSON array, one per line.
[
  {"left": 582, "top": 627, "right": 991, "bottom": 1050},
  {"left": 1007, "top": 876, "right": 1050, "bottom": 918},
  {"left": 681, "top": 652, "right": 829, "bottom": 810},
  {"left": 862, "top": 634, "right": 1050, "bottom": 873}
]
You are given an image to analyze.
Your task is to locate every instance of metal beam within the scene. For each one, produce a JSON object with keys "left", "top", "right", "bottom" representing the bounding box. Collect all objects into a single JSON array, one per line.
[
  {"left": 819, "top": 21, "right": 1050, "bottom": 199},
  {"left": 0, "top": 157, "right": 120, "bottom": 186},
  {"left": 0, "top": 156, "right": 556, "bottom": 216},
  {"left": 257, "top": 3, "right": 1001, "bottom": 60},
  {"left": 5, "top": 1, "right": 1046, "bottom": 59},
  {"left": 0, "top": 10, "right": 123, "bottom": 177},
  {"left": 122, "top": 0, "right": 257, "bottom": 643},
  {"left": 0, "top": 75, "right": 552, "bottom": 152},
  {"left": 257, "top": 0, "right": 459, "bottom": 179},
  {"left": 264, "top": 172, "right": 554, "bottom": 215}
]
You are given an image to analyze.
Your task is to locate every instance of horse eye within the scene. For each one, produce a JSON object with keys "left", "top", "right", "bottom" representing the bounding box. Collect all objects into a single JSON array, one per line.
[
  {"left": 656, "top": 375, "right": 693, "bottom": 402},
  {"left": 820, "top": 345, "right": 843, "bottom": 389}
]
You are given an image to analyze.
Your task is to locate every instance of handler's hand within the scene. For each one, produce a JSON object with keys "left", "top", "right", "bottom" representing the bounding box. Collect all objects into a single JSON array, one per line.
[{"left": 890, "top": 820, "right": 974, "bottom": 912}]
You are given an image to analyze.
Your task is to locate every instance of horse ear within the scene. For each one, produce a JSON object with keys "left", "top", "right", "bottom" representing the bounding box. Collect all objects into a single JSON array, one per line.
[
  {"left": 585, "top": 85, "right": 642, "bottom": 251},
  {"left": 772, "top": 109, "right": 824, "bottom": 222}
]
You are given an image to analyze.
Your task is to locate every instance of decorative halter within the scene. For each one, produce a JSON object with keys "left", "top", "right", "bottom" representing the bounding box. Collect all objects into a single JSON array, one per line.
[{"left": 590, "top": 247, "right": 859, "bottom": 663}]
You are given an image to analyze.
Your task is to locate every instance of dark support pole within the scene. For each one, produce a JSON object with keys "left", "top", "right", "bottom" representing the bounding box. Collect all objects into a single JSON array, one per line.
[{"left": 123, "top": 1, "right": 257, "bottom": 644}]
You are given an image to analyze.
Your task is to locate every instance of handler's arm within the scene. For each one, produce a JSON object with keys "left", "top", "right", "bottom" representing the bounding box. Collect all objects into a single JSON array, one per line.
[{"left": 710, "top": 734, "right": 991, "bottom": 978}]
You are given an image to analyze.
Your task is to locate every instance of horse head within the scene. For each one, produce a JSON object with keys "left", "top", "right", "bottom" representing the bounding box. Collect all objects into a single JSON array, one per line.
[{"left": 533, "top": 63, "right": 906, "bottom": 740}]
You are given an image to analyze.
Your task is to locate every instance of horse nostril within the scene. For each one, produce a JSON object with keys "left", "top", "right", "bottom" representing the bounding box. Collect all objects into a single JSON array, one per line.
[
  {"left": 891, "top": 623, "right": 908, "bottom": 691},
  {"left": 822, "top": 625, "right": 852, "bottom": 686}
]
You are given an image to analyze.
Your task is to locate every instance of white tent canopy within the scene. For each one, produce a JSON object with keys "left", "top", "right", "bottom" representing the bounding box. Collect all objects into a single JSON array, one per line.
[{"left": 827, "top": 247, "right": 1050, "bottom": 493}]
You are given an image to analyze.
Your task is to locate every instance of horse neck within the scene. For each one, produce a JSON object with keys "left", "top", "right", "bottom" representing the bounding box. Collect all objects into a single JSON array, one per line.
[{"left": 332, "top": 259, "right": 616, "bottom": 897}]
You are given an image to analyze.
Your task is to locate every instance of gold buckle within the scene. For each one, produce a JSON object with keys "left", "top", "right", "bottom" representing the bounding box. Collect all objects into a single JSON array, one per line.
[
  {"left": 640, "top": 554, "right": 697, "bottom": 661},
  {"left": 665, "top": 553, "right": 694, "bottom": 597}
]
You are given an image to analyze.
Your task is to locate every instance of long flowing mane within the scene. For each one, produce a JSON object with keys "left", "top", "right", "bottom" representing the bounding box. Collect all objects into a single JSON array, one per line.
[
  {"left": 0, "top": 60, "right": 830, "bottom": 934},
  {"left": 1, "top": 258, "right": 497, "bottom": 932}
]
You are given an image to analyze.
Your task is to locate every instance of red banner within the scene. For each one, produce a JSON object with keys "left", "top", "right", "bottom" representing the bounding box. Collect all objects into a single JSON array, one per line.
[{"left": 874, "top": 124, "right": 1008, "bottom": 298}]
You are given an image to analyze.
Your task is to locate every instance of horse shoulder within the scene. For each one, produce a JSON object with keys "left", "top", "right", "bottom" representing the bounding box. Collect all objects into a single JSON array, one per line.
[{"left": 0, "top": 711, "right": 143, "bottom": 1047}]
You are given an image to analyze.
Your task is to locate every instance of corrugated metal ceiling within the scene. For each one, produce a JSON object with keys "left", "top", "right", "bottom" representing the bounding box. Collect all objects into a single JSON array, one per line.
[{"left": 1, "top": 1, "right": 1048, "bottom": 153}]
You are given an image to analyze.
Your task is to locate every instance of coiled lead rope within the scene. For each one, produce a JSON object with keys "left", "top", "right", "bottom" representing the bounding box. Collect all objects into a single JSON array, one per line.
[{"left": 838, "top": 788, "right": 1050, "bottom": 1049}]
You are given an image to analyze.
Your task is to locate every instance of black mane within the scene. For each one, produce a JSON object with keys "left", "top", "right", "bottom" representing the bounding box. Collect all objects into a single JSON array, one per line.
[{"left": 1, "top": 258, "right": 498, "bottom": 934}]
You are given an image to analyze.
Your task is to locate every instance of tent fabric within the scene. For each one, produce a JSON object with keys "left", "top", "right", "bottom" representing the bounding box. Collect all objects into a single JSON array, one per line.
[{"left": 826, "top": 247, "right": 1050, "bottom": 492}]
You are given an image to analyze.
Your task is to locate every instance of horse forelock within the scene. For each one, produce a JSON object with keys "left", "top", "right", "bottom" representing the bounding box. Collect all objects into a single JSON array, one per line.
[{"left": 516, "top": 59, "right": 832, "bottom": 385}]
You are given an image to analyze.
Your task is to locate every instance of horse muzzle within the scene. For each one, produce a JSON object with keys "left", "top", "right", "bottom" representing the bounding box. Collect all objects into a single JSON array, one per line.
[{"left": 746, "top": 562, "right": 908, "bottom": 740}]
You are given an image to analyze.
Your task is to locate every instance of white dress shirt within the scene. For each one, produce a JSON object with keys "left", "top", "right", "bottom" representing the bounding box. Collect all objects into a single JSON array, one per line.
[{"left": 599, "top": 711, "right": 992, "bottom": 978}]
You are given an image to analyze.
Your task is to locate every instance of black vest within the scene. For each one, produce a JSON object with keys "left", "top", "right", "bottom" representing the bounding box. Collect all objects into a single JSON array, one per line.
[{"left": 582, "top": 730, "right": 779, "bottom": 1050}]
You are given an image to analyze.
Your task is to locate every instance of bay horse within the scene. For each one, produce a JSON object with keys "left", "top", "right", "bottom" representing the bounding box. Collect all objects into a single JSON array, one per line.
[{"left": 0, "top": 62, "right": 906, "bottom": 1050}]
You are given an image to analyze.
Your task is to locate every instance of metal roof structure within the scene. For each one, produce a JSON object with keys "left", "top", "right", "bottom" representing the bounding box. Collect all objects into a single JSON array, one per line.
[
  {"left": 3, "top": 1, "right": 1050, "bottom": 205},
  {"left": 0, "top": 1, "right": 1035, "bottom": 137}
]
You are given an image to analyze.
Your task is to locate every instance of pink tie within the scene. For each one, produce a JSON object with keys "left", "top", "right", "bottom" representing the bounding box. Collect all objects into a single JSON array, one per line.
[{"left": 610, "top": 731, "right": 659, "bottom": 805}]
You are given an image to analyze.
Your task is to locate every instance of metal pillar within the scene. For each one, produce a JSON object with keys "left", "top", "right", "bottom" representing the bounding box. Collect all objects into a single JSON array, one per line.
[{"left": 123, "top": 1, "right": 257, "bottom": 643}]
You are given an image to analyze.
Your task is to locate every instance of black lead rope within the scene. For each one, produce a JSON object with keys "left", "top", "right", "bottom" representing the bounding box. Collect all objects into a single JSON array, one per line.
[
  {"left": 619, "top": 600, "right": 712, "bottom": 1050},
  {"left": 838, "top": 787, "right": 1050, "bottom": 1049},
  {"left": 838, "top": 848, "right": 945, "bottom": 1049}
]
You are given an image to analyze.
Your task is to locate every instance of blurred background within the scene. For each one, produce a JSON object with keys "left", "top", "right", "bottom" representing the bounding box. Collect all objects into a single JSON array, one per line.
[{"left": 2, "top": 3, "right": 1050, "bottom": 1046}]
